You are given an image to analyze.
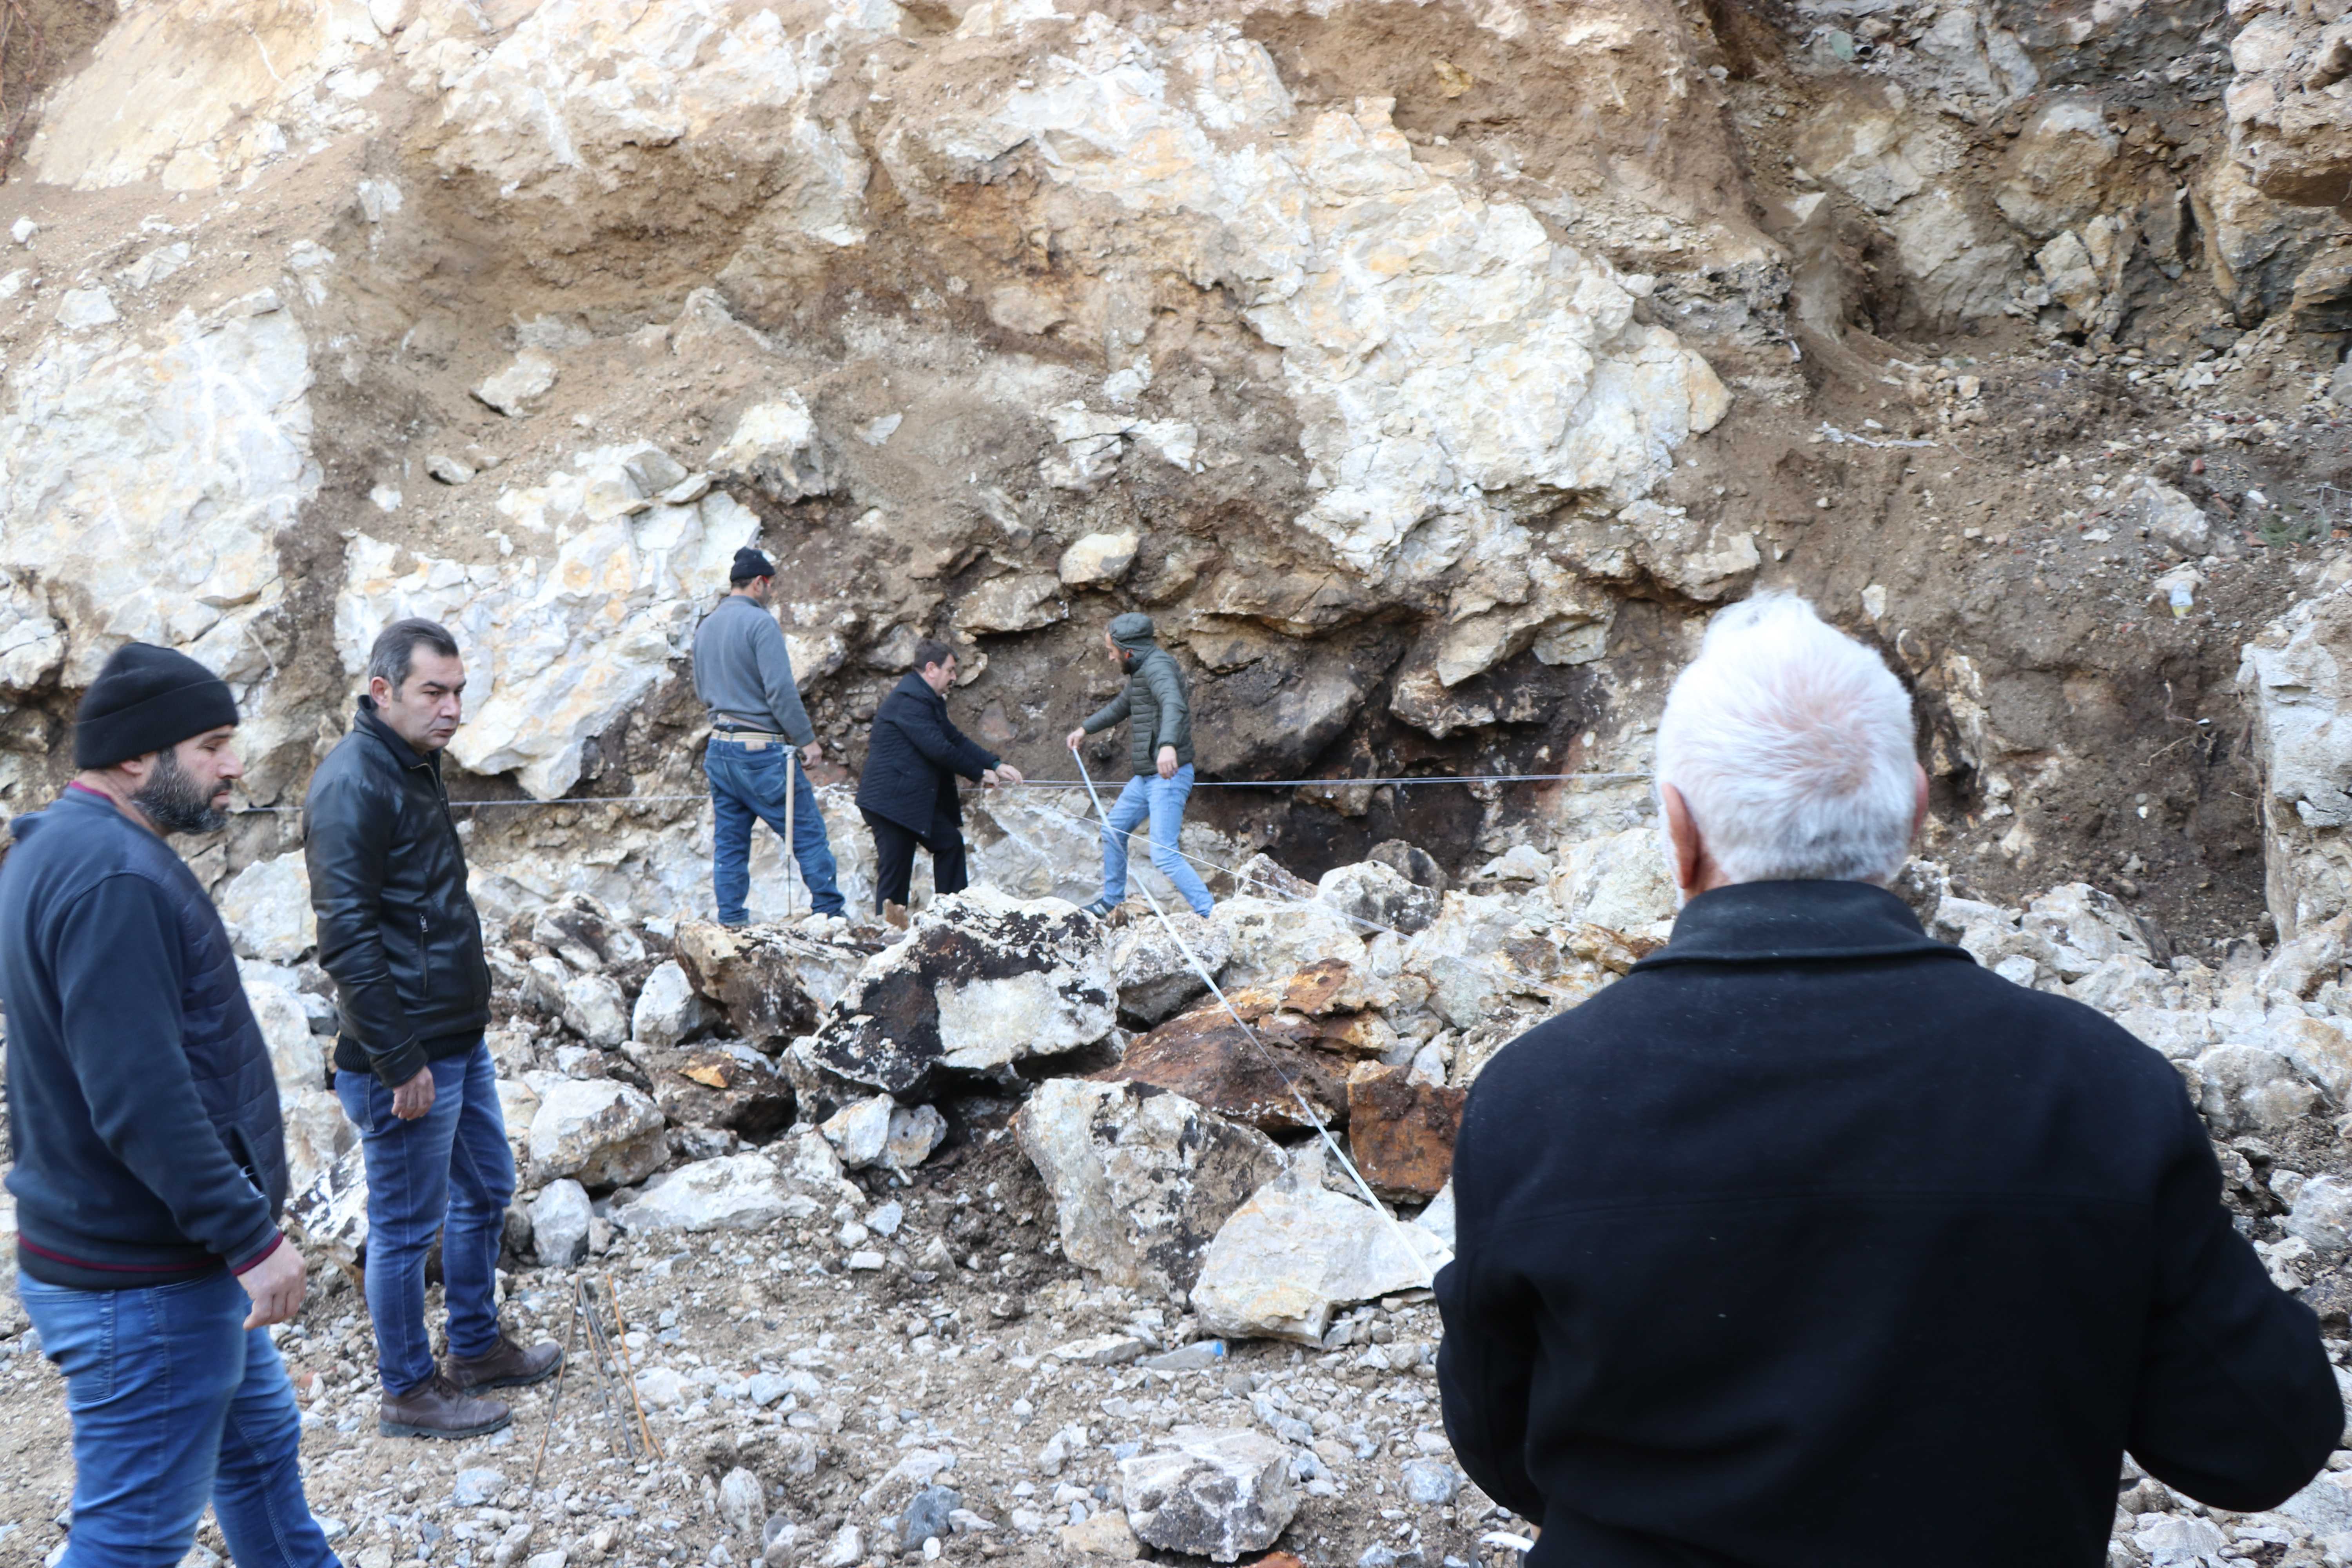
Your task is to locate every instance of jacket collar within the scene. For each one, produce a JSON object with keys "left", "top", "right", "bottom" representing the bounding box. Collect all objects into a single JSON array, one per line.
[
  {"left": 1629, "top": 879, "right": 1973, "bottom": 972},
  {"left": 894, "top": 671, "right": 943, "bottom": 706},
  {"left": 354, "top": 696, "right": 439, "bottom": 775}
]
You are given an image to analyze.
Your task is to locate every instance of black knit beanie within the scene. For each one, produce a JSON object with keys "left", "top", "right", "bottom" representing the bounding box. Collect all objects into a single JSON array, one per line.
[
  {"left": 731, "top": 547, "right": 776, "bottom": 583},
  {"left": 74, "top": 644, "right": 239, "bottom": 769}
]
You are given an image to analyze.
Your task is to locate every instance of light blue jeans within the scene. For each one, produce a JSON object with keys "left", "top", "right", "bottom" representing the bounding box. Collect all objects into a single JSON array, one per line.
[
  {"left": 18, "top": 1269, "right": 339, "bottom": 1567},
  {"left": 1100, "top": 766, "right": 1214, "bottom": 915},
  {"left": 334, "top": 1040, "right": 512, "bottom": 1395}
]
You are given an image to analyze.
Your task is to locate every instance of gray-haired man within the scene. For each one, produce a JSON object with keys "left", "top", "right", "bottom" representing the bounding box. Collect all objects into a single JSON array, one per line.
[{"left": 306, "top": 617, "right": 559, "bottom": 1439}]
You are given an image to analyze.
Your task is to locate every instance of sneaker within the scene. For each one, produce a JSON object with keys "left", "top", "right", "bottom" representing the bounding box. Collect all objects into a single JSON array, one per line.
[
  {"left": 446, "top": 1332, "right": 564, "bottom": 1392},
  {"left": 378, "top": 1372, "right": 512, "bottom": 1439},
  {"left": 1080, "top": 897, "right": 1121, "bottom": 917}
]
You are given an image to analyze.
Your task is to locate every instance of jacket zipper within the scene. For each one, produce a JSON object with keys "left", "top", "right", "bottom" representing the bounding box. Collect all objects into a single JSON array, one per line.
[{"left": 419, "top": 913, "right": 431, "bottom": 996}]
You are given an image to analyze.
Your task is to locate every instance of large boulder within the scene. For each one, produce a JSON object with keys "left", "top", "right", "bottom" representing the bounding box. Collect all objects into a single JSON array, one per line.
[
  {"left": 530, "top": 1178, "right": 593, "bottom": 1267},
  {"left": 621, "top": 1152, "right": 789, "bottom": 1234},
  {"left": 2242, "top": 584, "right": 2352, "bottom": 937},
  {"left": 528, "top": 1078, "right": 668, "bottom": 1189},
  {"left": 673, "top": 921, "right": 831, "bottom": 1045},
  {"left": 1343, "top": 1063, "right": 1465, "bottom": 1199},
  {"left": 645, "top": 1046, "right": 796, "bottom": 1142},
  {"left": 1190, "top": 1150, "right": 1448, "bottom": 1345},
  {"left": 1018, "top": 1079, "right": 1285, "bottom": 1298},
  {"left": 1110, "top": 914, "right": 1232, "bottom": 1026},
  {"left": 1210, "top": 897, "right": 1367, "bottom": 988},
  {"left": 811, "top": 890, "right": 1116, "bottom": 1095},
  {"left": 632, "top": 959, "right": 715, "bottom": 1049},
  {"left": 1106, "top": 1008, "right": 1347, "bottom": 1134},
  {"left": 217, "top": 853, "right": 315, "bottom": 963}
]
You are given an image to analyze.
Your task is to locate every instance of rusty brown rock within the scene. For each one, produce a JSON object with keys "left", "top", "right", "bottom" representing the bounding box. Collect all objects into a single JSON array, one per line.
[
  {"left": 673, "top": 921, "right": 826, "bottom": 1046},
  {"left": 646, "top": 1046, "right": 796, "bottom": 1141},
  {"left": 1345, "top": 1062, "right": 1465, "bottom": 1198},
  {"left": 1283, "top": 957, "right": 1382, "bottom": 1017},
  {"left": 1107, "top": 1007, "right": 1347, "bottom": 1134}
]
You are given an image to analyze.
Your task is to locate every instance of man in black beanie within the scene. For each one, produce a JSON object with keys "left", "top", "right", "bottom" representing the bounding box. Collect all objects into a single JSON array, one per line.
[
  {"left": 0, "top": 643, "right": 336, "bottom": 1568},
  {"left": 690, "top": 545, "right": 847, "bottom": 922}
]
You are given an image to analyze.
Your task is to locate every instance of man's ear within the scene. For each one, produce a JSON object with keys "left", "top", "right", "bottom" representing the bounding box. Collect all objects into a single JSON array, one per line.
[
  {"left": 1911, "top": 762, "right": 1931, "bottom": 843},
  {"left": 1662, "top": 783, "right": 1706, "bottom": 894}
]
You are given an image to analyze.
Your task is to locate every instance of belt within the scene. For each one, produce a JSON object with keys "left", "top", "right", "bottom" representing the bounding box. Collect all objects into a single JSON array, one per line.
[{"left": 711, "top": 726, "right": 788, "bottom": 742}]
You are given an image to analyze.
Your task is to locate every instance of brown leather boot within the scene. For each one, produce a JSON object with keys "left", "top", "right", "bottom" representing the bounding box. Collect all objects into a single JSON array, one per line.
[
  {"left": 378, "top": 1372, "right": 512, "bottom": 1439},
  {"left": 446, "top": 1333, "right": 564, "bottom": 1392},
  {"left": 883, "top": 900, "right": 909, "bottom": 930}
]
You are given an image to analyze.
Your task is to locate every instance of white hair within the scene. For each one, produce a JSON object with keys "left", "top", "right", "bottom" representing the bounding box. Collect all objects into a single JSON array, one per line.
[{"left": 1655, "top": 592, "right": 1918, "bottom": 886}]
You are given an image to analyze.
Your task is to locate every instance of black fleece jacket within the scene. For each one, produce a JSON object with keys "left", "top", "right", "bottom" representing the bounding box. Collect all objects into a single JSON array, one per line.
[
  {"left": 1437, "top": 880, "right": 2342, "bottom": 1568},
  {"left": 0, "top": 788, "right": 286, "bottom": 1289},
  {"left": 856, "top": 672, "right": 999, "bottom": 839}
]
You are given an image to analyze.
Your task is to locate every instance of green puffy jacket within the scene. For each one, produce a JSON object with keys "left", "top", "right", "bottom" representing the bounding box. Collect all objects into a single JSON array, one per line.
[{"left": 1083, "top": 644, "right": 1194, "bottom": 775}]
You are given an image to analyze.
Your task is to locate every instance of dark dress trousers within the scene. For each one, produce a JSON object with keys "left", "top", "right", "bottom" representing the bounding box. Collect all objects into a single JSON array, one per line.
[
  {"left": 1438, "top": 878, "right": 2342, "bottom": 1568},
  {"left": 855, "top": 672, "right": 1000, "bottom": 911}
]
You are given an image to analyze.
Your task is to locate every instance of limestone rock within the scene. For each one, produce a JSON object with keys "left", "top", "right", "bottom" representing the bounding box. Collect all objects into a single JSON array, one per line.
[
  {"left": 956, "top": 573, "right": 1067, "bottom": 636},
  {"left": 531, "top": 897, "right": 646, "bottom": 971},
  {"left": 1018, "top": 1078, "right": 1285, "bottom": 1297},
  {"left": 1110, "top": 914, "right": 1232, "bottom": 1025},
  {"left": 1211, "top": 897, "right": 1368, "bottom": 989},
  {"left": 1343, "top": 1063, "right": 1466, "bottom": 1199},
  {"left": 528, "top": 1078, "right": 667, "bottom": 1189},
  {"left": 632, "top": 960, "right": 713, "bottom": 1049},
  {"left": 530, "top": 1178, "right": 593, "bottom": 1267},
  {"left": 217, "top": 853, "right": 314, "bottom": 963},
  {"left": 1190, "top": 1152, "right": 1448, "bottom": 1344},
  {"left": 673, "top": 922, "right": 829, "bottom": 1046},
  {"left": 622, "top": 1152, "right": 787, "bottom": 1233},
  {"left": 1316, "top": 861, "right": 1437, "bottom": 938},
  {"left": 1118, "top": 1427, "right": 1297, "bottom": 1563},
  {"left": 2288, "top": 1175, "right": 2352, "bottom": 1257},
  {"left": 2241, "top": 583, "right": 2352, "bottom": 936},
  {"left": 719, "top": 1467, "right": 767, "bottom": 1540},
  {"left": 558, "top": 972, "right": 630, "bottom": 1049},
  {"left": 2193, "top": 1044, "right": 2319, "bottom": 1133},
  {"left": 647, "top": 1047, "right": 795, "bottom": 1141},
  {"left": 475, "top": 352, "right": 559, "bottom": 416},
  {"left": 885, "top": 1103, "right": 949, "bottom": 1171},
  {"left": 811, "top": 889, "right": 1115, "bottom": 1095},
  {"left": 1107, "top": 1009, "right": 1347, "bottom": 1135},
  {"left": 820, "top": 1095, "right": 895, "bottom": 1169},
  {"left": 1058, "top": 531, "right": 1140, "bottom": 588},
  {"left": 1057, "top": 1511, "right": 1142, "bottom": 1559},
  {"left": 2226, "top": 0, "right": 2352, "bottom": 209},
  {"left": 2195, "top": 156, "right": 2339, "bottom": 323},
  {"left": 710, "top": 393, "right": 828, "bottom": 503}
]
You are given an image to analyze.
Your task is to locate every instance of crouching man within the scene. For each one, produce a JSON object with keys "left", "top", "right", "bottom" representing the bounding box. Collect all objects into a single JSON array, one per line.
[
  {"left": 1437, "top": 593, "right": 2341, "bottom": 1566},
  {"left": 306, "top": 617, "right": 559, "bottom": 1438},
  {"left": 0, "top": 644, "right": 334, "bottom": 1567}
]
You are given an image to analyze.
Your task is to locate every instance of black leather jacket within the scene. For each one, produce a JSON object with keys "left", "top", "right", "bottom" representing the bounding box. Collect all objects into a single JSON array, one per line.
[{"left": 303, "top": 698, "right": 492, "bottom": 1087}]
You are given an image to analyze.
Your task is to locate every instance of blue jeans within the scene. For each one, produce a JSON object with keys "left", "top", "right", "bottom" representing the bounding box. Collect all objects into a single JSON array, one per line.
[
  {"left": 704, "top": 739, "right": 846, "bottom": 921},
  {"left": 1100, "top": 766, "right": 1214, "bottom": 915},
  {"left": 18, "top": 1269, "right": 338, "bottom": 1567},
  {"left": 334, "top": 1041, "right": 513, "bottom": 1395}
]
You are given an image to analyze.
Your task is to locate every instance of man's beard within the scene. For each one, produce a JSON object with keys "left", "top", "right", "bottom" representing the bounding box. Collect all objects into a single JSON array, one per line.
[{"left": 134, "top": 749, "right": 229, "bottom": 835}]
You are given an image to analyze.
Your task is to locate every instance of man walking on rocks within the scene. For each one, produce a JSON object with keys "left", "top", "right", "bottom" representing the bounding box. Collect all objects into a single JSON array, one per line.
[
  {"left": 307, "top": 617, "right": 561, "bottom": 1439},
  {"left": 1066, "top": 612, "right": 1211, "bottom": 917},
  {"left": 857, "top": 637, "right": 1022, "bottom": 927},
  {"left": 693, "top": 546, "right": 847, "bottom": 923},
  {"left": 0, "top": 644, "right": 336, "bottom": 1566},
  {"left": 1437, "top": 593, "right": 2341, "bottom": 1567}
]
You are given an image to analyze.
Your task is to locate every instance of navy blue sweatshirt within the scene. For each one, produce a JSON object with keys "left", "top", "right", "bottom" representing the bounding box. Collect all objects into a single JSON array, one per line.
[
  {"left": 0, "top": 787, "right": 286, "bottom": 1289},
  {"left": 1438, "top": 880, "right": 2341, "bottom": 1568}
]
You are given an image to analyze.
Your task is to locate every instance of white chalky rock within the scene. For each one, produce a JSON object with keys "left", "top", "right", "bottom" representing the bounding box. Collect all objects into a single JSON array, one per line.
[
  {"left": 719, "top": 1467, "right": 767, "bottom": 1538},
  {"left": 1110, "top": 914, "right": 1232, "bottom": 1024},
  {"left": 1057, "top": 530, "right": 1140, "bottom": 587},
  {"left": 1399, "top": 1459, "right": 1461, "bottom": 1504},
  {"left": 1210, "top": 897, "right": 1368, "bottom": 988},
  {"left": 528, "top": 1079, "right": 666, "bottom": 1188},
  {"left": 2287, "top": 1174, "right": 2352, "bottom": 1257},
  {"left": 630, "top": 960, "right": 712, "bottom": 1048},
  {"left": 559, "top": 972, "right": 631, "bottom": 1049},
  {"left": 218, "top": 853, "right": 316, "bottom": 963},
  {"left": 2243, "top": 582, "right": 2352, "bottom": 937},
  {"left": 2132, "top": 1513, "right": 2225, "bottom": 1566},
  {"left": 474, "top": 351, "right": 558, "bottom": 416},
  {"left": 2192, "top": 1044, "right": 2320, "bottom": 1133},
  {"left": 884, "top": 1103, "right": 948, "bottom": 1172},
  {"left": 55, "top": 287, "right": 118, "bottom": 329},
  {"left": 623, "top": 1153, "right": 786, "bottom": 1233},
  {"left": 1191, "top": 1152, "right": 1449, "bottom": 1345},
  {"left": 1020, "top": 1079, "right": 1285, "bottom": 1297},
  {"left": 530, "top": 1178, "right": 593, "bottom": 1267},
  {"left": 710, "top": 392, "right": 826, "bottom": 501},
  {"left": 2121, "top": 477, "right": 2212, "bottom": 555},
  {"left": 821, "top": 1096, "right": 896, "bottom": 1169},
  {"left": 1118, "top": 1427, "right": 1297, "bottom": 1563},
  {"left": 635, "top": 1367, "right": 685, "bottom": 1407}
]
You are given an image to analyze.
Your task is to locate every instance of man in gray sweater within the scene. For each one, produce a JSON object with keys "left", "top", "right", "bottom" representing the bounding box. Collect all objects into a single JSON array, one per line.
[{"left": 691, "top": 548, "right": 845, "bottom": 922}]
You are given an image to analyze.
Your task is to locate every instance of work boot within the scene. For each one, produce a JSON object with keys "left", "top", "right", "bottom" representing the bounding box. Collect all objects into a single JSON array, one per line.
[
  {"left": 446, "top": 1332, "right": 564, "bottom": 1392},
  {"left": 378, "top": 1372, "right": 512, "bottom": 1439},
  {"left": 883, "top": 900, "right": 910, "bottom": 931}
]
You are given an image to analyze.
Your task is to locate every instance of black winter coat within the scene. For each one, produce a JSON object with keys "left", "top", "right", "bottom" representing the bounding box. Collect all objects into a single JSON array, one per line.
[
  {"left": 304, "top": 698, "right": 493, "bottom": 1087},
  {"left": 0, "top": 788, "right": 287, "bottom": 1289},
  {"left": 856, "top": 673, "right": 1000, "bottom": 839},
  {"left": 1437, "top": 879, "right": 2342, "bottom": 1568}
]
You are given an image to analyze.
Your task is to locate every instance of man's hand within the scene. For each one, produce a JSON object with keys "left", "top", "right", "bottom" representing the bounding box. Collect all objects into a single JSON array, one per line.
[
  {"left": 996, "top": 763, "right": 1024, "bottom": 787},
  {"left": 238, "top": 1243, "right": 307, "bottom": 1329},
  {"left": 981, "top": 768, "right": 1002, "bottom": 788},
  {"left": 1156, "top": 745, "right": 1178, "bottom": 780},
  {"left": 391, "top": 1065, "right": 436, "bottom": 1121},
  {"left": 799, "top": 741, "right": 822, "bottom": 767},
  {"left": 1065, "top": 728, "right": 1087, "bottom": 753}
]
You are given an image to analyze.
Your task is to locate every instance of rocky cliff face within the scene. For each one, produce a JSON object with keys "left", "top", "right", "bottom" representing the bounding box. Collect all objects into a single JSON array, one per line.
[{"left": 0, "top": 0, "right": 2346, "bottom": 933}]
